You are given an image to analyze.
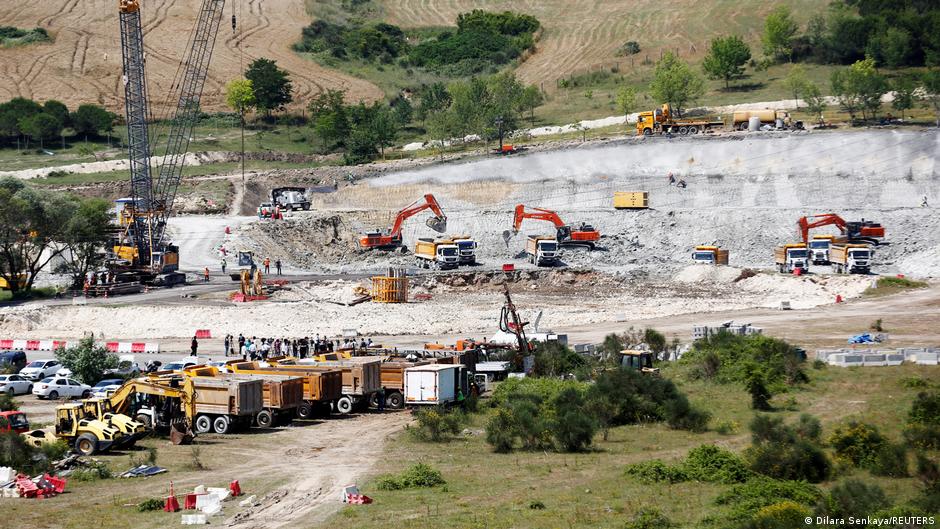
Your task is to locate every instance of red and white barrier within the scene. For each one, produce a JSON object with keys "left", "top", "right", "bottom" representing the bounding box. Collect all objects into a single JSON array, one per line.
[{"left": 2, "top": 339, "right": 159, "bottom": 353}]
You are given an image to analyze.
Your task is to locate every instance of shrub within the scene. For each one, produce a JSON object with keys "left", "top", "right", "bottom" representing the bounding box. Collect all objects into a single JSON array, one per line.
[
  {"left": 683, "top": 333, "right": 807, "bottom": 389},
  {"left": 71, "top": 462, "right": 112, "bottom": 481},
  {"left": 530, "top": 341, "right": 586, "bottom": 378},
  {"left": 751, "top": 500, "right": 812, "bottom": 529},
  {"left": 815, "top": 479, "right": 890, "bottom": 525},
  {"left": 0, "top": 393, "right": 17, "bottom": 411},
  {"left": 715, "top": 476, "right": 822, "bottom": 523},
  {"left": 186, "top": 446, "right": 208, "bottom": 471},
  {"left": 617, "top": 40, "right": 641, "bottom": 56},
  {"left": 409, "top": 406, "right": 466, "bottom": 442},
  {"left": 904, "top": 392, "right": 940, "bottom": 449},
  {"left": 870, "top": 442, "right": 908, "bottom": 477},
  {"left": 528, "top": 500, "right": 545, "bottom": 510},
  {"left": 715, "top": 420, "right": 739, "bottom": 435},
  {"left": 683, "top": 444, "right": 751, "bottom": 484},
  {"left": 137, "top": 498, "right": 164, "bottom": 512},
  {"left": 587, "top": 367, "right": 709, "bottom": 432},
  {"left": 375, "top": 463, "right": 445, "bottom": 490},
  {"left": 625, "top": 460, "right": 689, "bottom": 484},
  {"left": 744, "top": 364, "right": 773, "bottom": 410},
  {"left": 663, "top": 393, "right": 711, "bottom": 432},
  {"left": 746, "top": 415, "right": 831, "bottom": 483},
  {"left": 625, "top": 507, "right": 673, "bottom": 529},
  {"left": 829, "top": 421, "right": 886, "bottom": 467},
  {"left": 551, "top": 387, "right": 596, "bottom": 452},
  {"left": 484, "top": 408, "right": 516, "bottom": 453}
]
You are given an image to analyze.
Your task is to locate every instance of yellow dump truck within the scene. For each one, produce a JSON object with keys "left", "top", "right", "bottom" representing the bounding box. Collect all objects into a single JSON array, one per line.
[
  {"left": 225, "top": 361, "right": 344, "bottom": 420},
  {"left": 184, "top": 365, "right": 305, "bottom": 427},
  {"left": 613, "top": 192, "right": 650, "bottom": 209},
  {"left": 692, "top": 246, "right": 729, "bottom": 265},
  {"left": 829, "top": 244, "right": 872, "bottom": 274},
  {"left": 267, "top": 357, "right": 381, "bottom": 414},
  {"left": 774, "top": 243, "right": 809, "bottom": 273},
  {"left": 414, "top": 238, "right": 460, "bottom": 270}
]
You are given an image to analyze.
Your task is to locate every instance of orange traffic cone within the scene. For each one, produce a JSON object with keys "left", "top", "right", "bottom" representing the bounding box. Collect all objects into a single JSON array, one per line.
[
  {"left": 164, "top": 481, "right": 180, "bottom": 512},
  {"left": 230, "top": 480, "right": 242, "bottom": 497},
  {"left": 835, "top": 294, "right": 843, "bottom": 303}
]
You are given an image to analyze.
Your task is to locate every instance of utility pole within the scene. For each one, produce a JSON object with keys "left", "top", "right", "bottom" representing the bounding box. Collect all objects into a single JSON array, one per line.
[{"left": 495, "top": 116, "right": 505, "bottom": 153}]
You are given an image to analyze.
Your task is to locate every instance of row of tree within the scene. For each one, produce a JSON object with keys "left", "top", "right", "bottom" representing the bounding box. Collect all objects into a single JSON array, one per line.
[
  {"left": 0, "top": 178, "right": 111, "bottom": 297},
  {"left": 0, "top": 98, "right": 115, "bottom": 148}
]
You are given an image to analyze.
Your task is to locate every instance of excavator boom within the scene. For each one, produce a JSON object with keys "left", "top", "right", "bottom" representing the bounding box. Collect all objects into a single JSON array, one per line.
[
  {"left": 797, "top": 213, "right": 885, "bottom": 245},
  {"left": 359, "top": 194, "right": 447, "bottom": 248},
  {"left": 513, "top": 204, "right": 600, "bottom": 246}
]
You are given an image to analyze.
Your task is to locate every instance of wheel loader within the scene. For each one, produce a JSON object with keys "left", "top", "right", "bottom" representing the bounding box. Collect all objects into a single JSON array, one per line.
[{"left": 78, "top": 398, "right": 148, "bottom": 448}]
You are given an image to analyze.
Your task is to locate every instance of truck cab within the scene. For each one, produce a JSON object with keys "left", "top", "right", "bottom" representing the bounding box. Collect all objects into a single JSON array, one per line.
[
  {"left": 809, "top": 235, "right": 834, "bottom": 265},
  {"left": 451, "top": 236, "right": 478, "bottom": 265},
  {"left": 692, "top": 246, "right": 728, "bottom": 265},
  {"left": 526, "top": 236, "right": 559, "bottom": 266},
  {"left": 414, "top": 239, "right": 459, "bottom": 270},
  {"left": 775, "top": 243, "right": 808, "bottom": 273},
  {"left": 831, "top": 244, "right": 872, "bottom": 274}
]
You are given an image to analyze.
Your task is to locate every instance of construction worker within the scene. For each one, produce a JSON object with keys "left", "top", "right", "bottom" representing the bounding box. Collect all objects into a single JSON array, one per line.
[
  {"left": 203, "top": 267, "right": 210, "bottom": 282},
  {"left": 190, "top": 336, "right": 199, "bottom": 357},
  {"left": 923, "top": 196, "right": 929, "bottom": 208},
  {"left": 263, "top": 257, "right": 270, "bottom": 274},
  {"left": 221, "top": 258, "right": 227, "bottom": 274},
  {"left": 667, "top": 172, "right": 675, "bottom": 186},
  {"left": 275, "top": 259, "right": 282, "bottom": 276}
]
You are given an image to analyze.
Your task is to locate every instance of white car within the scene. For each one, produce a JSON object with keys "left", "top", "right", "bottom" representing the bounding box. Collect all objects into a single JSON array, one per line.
[
  {"left": 55, "top": 367, "right": 73, "bottom": 378},
  {"left": 91, "top": 378, "right": 125, "bottom": 398},
  {"left": 0, "top": 374, "right": 33, "bottom": 396},
  {"left": 32, "top": 377, "right": 92, "bottom": 400},
  {"left": 19, "top": 359, "right": 61, "bottom": 381},
  {"left": 162, "top": 359, "right": 200, "bottom": 372}
]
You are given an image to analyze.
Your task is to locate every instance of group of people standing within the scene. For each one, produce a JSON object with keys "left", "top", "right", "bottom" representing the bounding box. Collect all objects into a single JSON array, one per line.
[{"left": 220, "top": 333, "right": 372, "bottom": 360}]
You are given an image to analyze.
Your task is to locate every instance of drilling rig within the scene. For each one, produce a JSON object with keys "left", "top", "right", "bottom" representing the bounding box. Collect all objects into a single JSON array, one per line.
[{"left": 111, "top": 0, "right": 226, "bottom": 285}]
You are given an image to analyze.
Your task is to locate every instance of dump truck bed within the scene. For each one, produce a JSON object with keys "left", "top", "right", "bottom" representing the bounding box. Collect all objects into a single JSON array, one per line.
[
  {"left": 226, "top": 363, "right": 343, "bottom": 402},
  {"left": 190, "top": 378, "right": 263, "bottom": 417},
  {"left": 294, "top": 358, "right": 382, "bottom": 396}
]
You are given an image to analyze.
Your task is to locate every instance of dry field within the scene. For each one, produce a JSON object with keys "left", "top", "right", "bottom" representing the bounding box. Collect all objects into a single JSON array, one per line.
[
  {"left": 382, "top": 0, "right": 829, "bottom": 87},
  {"left": 0, "top": 0, "right": 383, "bottom": 113}
]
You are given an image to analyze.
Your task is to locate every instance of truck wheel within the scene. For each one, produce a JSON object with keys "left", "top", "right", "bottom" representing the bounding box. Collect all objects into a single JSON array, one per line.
[
  {"left": 135, "top": 414, "right": 152, "bottom": 429},
  {"left": 297, "top": 402, "right": 314, "bottom": 419},
  {"left": 74, "top": 433, "right": 98, "bottom": 456},
  {"left": 388, "top": 391, "right": 404, "bottom": 409},
  {"left": 256, "top": 410, "right": 274, "bottom": 428},
  {"left": 689, "top": 126, "right": 699, "bottom": 134},
  {"left": 212, "top": 415, "right": 231, "bottom": 434},
  {"left": 369, "top": 393, "right": 379, "bottom": 408},
  {"left": 335, "top": 396, "right": 353, "bottom": 414},
  {"left": 194, "top": 414, "right": 212, "bottom": 434},
  {"left": 643, "top": 128, "right": 652, "bottom": 136},
  {"left": 678, "top": 126, "right": 689, "bottom": 135}
]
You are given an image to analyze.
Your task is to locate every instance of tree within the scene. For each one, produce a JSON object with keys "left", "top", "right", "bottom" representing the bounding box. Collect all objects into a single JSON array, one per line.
[
  {"left": 552, "top": 388, "right": 596, "bottom": 452},
  {"left": 55, "top": 337, "right": 118, "bottom": 385},
  {"left": 54, "top": 198, "right": 112, "bottom": 289},
  {"left": 42, "top": 100, "right": 70, "bottom": 130},
  {"left": 803, "top": 82, "right": 827, "bottom": 124},
  {"left": 867, "top": 27, "right": 913, "bottom": 69},
  {"left": 0, "top": 178, "right": 76, "bottom": 296},
  {"left": 830, "top": 58, "right": 888, "bottom": 121},
  {"left": 615, "top": 86, "right": 637, "bottom": 121},
  {"left": 245, "top": 58, "right": 293, "bottom": 116},
  {"left": 762, "top": 5, "right": 798, "bottom": 62},
  {"left": 70, "top": 104, "right": 114, "bottom": 137},
  {"left": 308, "top": 89, "right": 350, "bottom": 148},
  {"left": 744, "top": 364, "right": 773, "bottom": 410},
  {"left": 225, "top": 79, "right": 256, "bottom": 115},
  {"left": 369, "top": 104, "right": 397, "bottom": 158},
  {"left": 517, "top": 85, "right": 544, "bottom": 127},
  {"left": 0, "top": 97, "right": 42, "bottom": 139},
  {"left": 702, "top": 35, "right": 751, "bottom": 89},
  {"left": 18, "top": 113, "right": 60, "bottom": 149},
  {"left": 415, "top": 82, "right": 451, "bottom": 122},
  {"left": 649, "top": 52, "right": 705, "bottom": 117},
  {"left": 891, "top": 75, "right": 916, "bottom": 119},
  {"left": 425, "top": 108, "right": 457, "bottom": 161},
  {"left": 783, "top": 65, "right": 809, "bottom": 108},
  {"left": 922, "top": 69, "right": 940, "bottom": 127}
]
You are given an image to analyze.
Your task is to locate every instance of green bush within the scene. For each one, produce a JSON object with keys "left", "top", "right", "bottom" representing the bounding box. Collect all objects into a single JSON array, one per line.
[
  {"left": 484, "top": 408, "right": 516, "bottom": 453},
  {"left": 875, "top": 276, "right": 927, "bottom": 290},
  {"left": 750, "top": 500, "right": 812, "bottom": 529},
  {"left": 746, "top": 415, "right": 831, "bottom": 483},
  {"left": 625, "top": 460, "right": 689, "bottom": 484},
  {"left": 715, "top": 476, "right": 822, "bottom": 523},
  {"left": 829, "top": 420, "right": 886, "bottom": 467},
  {"left": 587, "top": 367, "right": 710, "bottom": 432},
  {"left": 815, "top": 479, "right": 890, "bottom": 527},
  {"left": 490, "top": 377, "right": 587, "bottom": 409},
  {"left": 0, "top": 393, "right": 18, "bottom": 411},
  {"left": 530, "top": 341, "right": 587, "bottom": 378},
  {"left": 71, "top": 462, "right": 113, "bottom": 481},
  {"left": 683, "top": 333, "right": 807, "bottom": 390},
  {"left": 625, "top": 507, "right": 673, "bottom": 529},
  {"left": 551, "top": 387, "right": 596, "bottom": 452},
  {"left": 870, "top": 442, "right": 908, "bottom": 477},
  {"left": 409, "top": 406, "right": 466, "bottom": 442},
  {"left": 375, "top": 463, "right": 445, "bottom": 490},
  {"left": 684, "top": 444, "right": 752, "bottom": 484},
  {"left": 904, "top": 392, "right": 940, "bottom": 449},
  {"left": 137, "top": 498, "right": 164, "bottom": 512}
]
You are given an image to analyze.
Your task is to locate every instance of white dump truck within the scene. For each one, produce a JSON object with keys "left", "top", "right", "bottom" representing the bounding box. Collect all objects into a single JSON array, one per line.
[
  {"left": 829, "top": 244, "right": 872, "bottom": 274},
  {"left": 525, "top": 236, "right": 560, "bottom": 267},
  {"left": 414, "top": 238, "right": 459, "bottom": 270},
  {"left": 447, "top": 235, "right": 478, "bottom": 265}
]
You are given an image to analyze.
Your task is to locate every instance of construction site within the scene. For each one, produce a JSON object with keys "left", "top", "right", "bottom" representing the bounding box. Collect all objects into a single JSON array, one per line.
[{"left": 1, "top": 1, "right": 940, "bottom": 528}]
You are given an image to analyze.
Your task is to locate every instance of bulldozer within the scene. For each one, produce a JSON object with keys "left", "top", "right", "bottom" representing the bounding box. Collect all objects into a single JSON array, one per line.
[
  {"left": 78, "top": 398, "right": 148, "bottom": 448},
  {"left": 53, "top": 403, "right": 123, "bottom": 456}
]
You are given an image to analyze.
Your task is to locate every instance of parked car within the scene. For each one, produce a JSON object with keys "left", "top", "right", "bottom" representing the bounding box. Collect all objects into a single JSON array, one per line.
[
  {"left": 32, "top": 377, "right": 92, "bottom": 400},
  {"left": 0, "top": 374, "right": 33, "bottom": 396},
  {"left": 55, "top": 367, "right": 73, "bottom": 378},
  {"left": 19, "top": 359, "right": 61, "bottom": 381},
  {"left": 0, "top": 410, "right": 30, "bottom": 434},
  {"left": 206, "top": 361, "right": 230, "bottom": 372},
  {"left": 161, "top": 359, "right": 199, "bottom": 372},
  {"left": 91, "top": 378, "right": 125, "bottom": 398},
  {"left": 257, "top": 202, "right": 274, "bottom": 219},
  {"left": 0, "top": 351, "right": 27, "bottom": 372},
  {"left": 104, "top": 356, "right": 140, "bottom": 378}
]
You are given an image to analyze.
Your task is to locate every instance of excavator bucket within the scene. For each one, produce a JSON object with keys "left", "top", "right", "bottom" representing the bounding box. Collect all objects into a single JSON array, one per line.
[
  {"left": 169, "top": 422, "right": 194, "bottom": 445},
  {"left": 426, "top": 216, "right": 447, "bottom": 233}
]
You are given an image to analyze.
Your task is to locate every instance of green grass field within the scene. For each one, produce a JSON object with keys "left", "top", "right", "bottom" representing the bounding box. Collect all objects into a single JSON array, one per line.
[{"left": 327, "top": 364, "right": 938, "bottom": 528}]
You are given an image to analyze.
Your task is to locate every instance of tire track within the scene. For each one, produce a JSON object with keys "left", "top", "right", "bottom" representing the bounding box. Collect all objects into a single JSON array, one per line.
[{"left": 37, "top": 0, "right": 78, "bottom": 28}]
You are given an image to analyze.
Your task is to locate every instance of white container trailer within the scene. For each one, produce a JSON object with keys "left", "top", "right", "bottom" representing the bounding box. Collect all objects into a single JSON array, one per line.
[{"left": 404, "top": 364, "right": 460, "bottom": 405}]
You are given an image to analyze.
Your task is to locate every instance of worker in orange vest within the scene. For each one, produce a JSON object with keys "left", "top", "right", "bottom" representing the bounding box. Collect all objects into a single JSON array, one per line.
[
  {"left": 263, "top": 257, "right": 271, "bottom": 274},
  {"left": 203, "top": 267, "right": 210, "bottom": 282}
]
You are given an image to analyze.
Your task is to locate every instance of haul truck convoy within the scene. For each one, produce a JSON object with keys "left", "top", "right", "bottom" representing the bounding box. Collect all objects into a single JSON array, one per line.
[
  {"left": 775, "top": 243, "right": 809, "bottom": 274},
  {"left": 692, "top": 246, "right": 729, "bottom": 265},
  {"left": 525, "top": 236, "right": 560, "bottom": 267},
  {"left": 829, "top": 244, "right": 872, "bottom": 274},
  {"left": 414, "top": 238, "right": 460, "bottom": 270},
  {"left": 269, "top": 357, "right": 381, "bottom": 414},
  {"left": 184, "top": 365, "right": 305, "bottom": 428},
  {"left": 225, "top": 361, "right": 343, "bottom": 420}
]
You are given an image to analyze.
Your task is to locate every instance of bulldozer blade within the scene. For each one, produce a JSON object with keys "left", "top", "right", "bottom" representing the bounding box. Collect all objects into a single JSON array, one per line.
[
  {"left": 169, "top": 423, "right": 194, "bottom": 445},
  {"left": 426, "top": 216, "right": 447, "bottom": 233}
]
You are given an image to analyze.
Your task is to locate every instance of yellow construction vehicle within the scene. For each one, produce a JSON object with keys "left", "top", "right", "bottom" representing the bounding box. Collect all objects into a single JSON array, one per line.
[
  {"left": 0, "top": 273, "right": 27, "bottom": 291},
  {"left": 619, "top": 350, "right": 660, "bottom": 375},
  {"left": 636, "top": 103, "right": 724, "bottom": 136},
  {"left": 77, "top": 398, "right": 148, "bottom": 447},
  {"left": 53, "top": 403, "right": 123, "bottom": 456},
  {"left": 692, "top": 245, "right": 729, "bottom": 265}
]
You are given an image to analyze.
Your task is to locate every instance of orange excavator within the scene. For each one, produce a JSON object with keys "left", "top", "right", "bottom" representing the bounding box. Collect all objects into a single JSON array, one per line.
[
  {"left": 359, "top": 194, "right": 447, "bottom": 249},
  {"left": 797, "top": 214, "right": 885, "bottom": 245},
  {"left": 513, "top": 204, "right": 600, "bottom": 247}
]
